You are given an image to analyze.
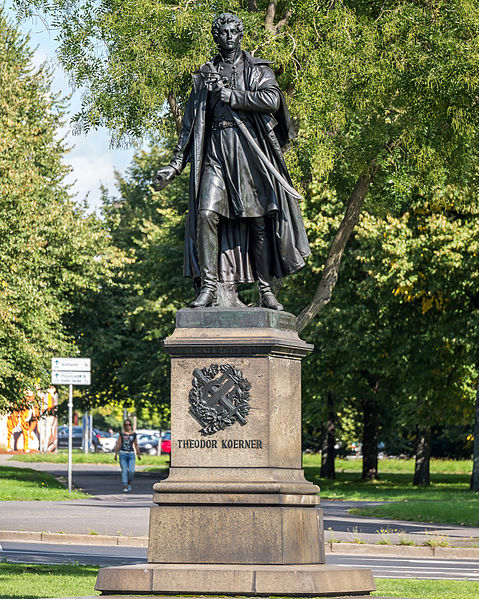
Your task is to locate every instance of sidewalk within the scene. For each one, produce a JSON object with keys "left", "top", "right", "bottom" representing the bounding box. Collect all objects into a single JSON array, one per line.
[{"left": 2, "top": 454, "right": 479, "bottom": 552}]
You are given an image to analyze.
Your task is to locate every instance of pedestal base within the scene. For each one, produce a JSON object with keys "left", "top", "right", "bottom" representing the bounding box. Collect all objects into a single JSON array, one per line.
[
  {"left": 148, "top": 493, "right": 324, "bottom": 565},
  {"left": 95, "top": 563, "right": 376, "bottom": 597},
  {"left": 95, "top": 310, "right": 375, "bottom": 597}
]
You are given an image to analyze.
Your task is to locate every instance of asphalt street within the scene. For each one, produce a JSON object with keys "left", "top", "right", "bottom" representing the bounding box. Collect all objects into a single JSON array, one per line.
[
  {"left": 2, "top": 454, "right": 479, "bottom": 584},
  {"left": 1, "top": 455, "right": 479, "bottom": 546},
  {"left": 1, "top": 540, "right": 479, "bottom": 581}
]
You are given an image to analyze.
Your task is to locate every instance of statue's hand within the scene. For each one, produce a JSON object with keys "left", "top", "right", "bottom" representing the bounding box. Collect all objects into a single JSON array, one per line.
[
  {"left": 155, "top": 166, "right": 177, "bottom": 190},
  {"left": 220, "top": 87, "right": 232, "bottom": 104}
]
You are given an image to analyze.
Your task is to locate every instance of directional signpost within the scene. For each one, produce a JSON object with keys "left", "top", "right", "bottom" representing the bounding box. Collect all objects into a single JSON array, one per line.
[{"left": 51, "top": 358, "right": 91, "bottom": 493}]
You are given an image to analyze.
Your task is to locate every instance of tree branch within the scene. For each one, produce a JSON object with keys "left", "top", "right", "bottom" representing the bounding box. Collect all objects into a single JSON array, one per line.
[
  {"left": 276, "top": 9, "right": 292, "bottom": 32},
  {"left": 248, "top": 0, "right": 258, "bottom": 11},
  {"left": 167, "top": 91, "right": 182, "bottom": 135},
  {"left": 265, "top": 1, "right": 277, "bottom": 33},
  {"left": 296, "top": 160, "right": 380, "bottom": 333}
]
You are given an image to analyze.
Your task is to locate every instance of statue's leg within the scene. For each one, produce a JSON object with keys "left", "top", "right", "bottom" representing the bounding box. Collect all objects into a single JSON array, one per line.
[
  {"left": 190, "top": 210, "right": 220, "bottom": 308},
  {"left": 250, "top": 217, "right": 283, "bottom": 311}
]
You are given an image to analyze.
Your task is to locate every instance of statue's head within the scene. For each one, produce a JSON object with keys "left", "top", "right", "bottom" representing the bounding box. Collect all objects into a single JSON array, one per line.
[{"left": 212, "top": 13, "right": 244, "bottom": 52}]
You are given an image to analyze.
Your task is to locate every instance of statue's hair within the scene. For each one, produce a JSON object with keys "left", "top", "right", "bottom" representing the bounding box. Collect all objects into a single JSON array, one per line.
[{"left": 211, "top": 13, "right": 244, "bottom": 40}]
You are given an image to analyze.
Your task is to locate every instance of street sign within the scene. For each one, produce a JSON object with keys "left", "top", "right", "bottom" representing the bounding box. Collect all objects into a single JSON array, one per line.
[
  {"left": 51, "top": 371, "right": 91, "bottom": 385},
  {"left": 51, "top": 358, "right": 91, "bottom": 372},
  {"left": 50, "top": 357, "right": 91, "bottom": 494}
]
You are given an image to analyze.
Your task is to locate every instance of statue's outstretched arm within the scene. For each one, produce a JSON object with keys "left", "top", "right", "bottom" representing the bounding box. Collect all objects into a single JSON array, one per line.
[{"left": 156, "top": 88, "right": 196, "bottom": 189}]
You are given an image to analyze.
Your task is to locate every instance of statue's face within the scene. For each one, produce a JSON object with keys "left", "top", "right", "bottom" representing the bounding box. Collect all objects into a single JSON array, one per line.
[{"left": 215, "top": 21, "right": 242, "bottom": 52}]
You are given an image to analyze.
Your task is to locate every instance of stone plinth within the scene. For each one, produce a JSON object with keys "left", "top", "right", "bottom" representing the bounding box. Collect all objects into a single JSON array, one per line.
[
  {"left": 95, "top": 564, "right": 375, "bottom": 596},
  {"left": 96, "top": 308, "right": 375, "bottom": 597},
  {"left": 148, "top": 493, "right": 324, "bottom": 565},
  {"left": 156, "top": 308, "right": 317, "bottom": 495}
]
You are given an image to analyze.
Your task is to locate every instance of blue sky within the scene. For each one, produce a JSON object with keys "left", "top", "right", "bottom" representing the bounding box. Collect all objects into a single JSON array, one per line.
[{"left": 4, "top": 1, "right": 139, "bottom": 211}]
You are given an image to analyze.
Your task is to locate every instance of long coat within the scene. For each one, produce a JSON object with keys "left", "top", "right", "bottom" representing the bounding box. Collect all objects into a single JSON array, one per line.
[{"left": 170, "top": 51, "right": 310, "bottom": 284}]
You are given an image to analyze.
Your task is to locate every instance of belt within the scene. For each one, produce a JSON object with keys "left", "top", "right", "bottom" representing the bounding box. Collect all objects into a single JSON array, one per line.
[{"left": 212, "top": 121, "right": 236, "bottom": 130}]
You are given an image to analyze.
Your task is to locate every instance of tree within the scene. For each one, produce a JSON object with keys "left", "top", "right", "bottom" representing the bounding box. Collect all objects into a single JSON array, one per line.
[
  {"left": 0, "top": 7, "right": 108, "bottom": 412},
  {"left": 281, "top": 175, "right": 479, "bottom": 483},
  {"left": 12, "top": 0, "right": 479, "bottom": 331},
  {"left": 320, "top": 391, "right": 335, "bottom": 480},
  {"left": 77, "top": 144, "right": 190, "bottom": 416},
  {"left": 471, "top": 378, "right": 479, "bottom": 491}
]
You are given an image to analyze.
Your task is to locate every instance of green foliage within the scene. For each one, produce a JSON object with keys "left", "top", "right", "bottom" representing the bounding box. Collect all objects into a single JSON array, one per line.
[
  {"left": 77, "top": 145, "right": 190, "bottom": 415},
  {"left": 0, "top": 564, "right": 476, "bottom": 599},
  {"left": 307, "top": 468, "right": 475, "bottom": 503},
  {"left": 12, "top": 1, "right": 479, "bottom": 203},
  {"left": 10, "top": 451, "right": 170, "bottom": 466},
  {"left": 10, "top": 1, "right": 479, "bottom": 442},
  {"left": 373, "top": 579, "right": 479, "bottom": 599},
  {"left": 281, "top": 174, "right": 479, "bottom": 457},
  {"left": 0, "top": 8, "right": 109, "bottom": 412},
  {"left": 356, "top": 498, "right": 479, "bottom": 527},
  {"left": 0, "top": 466, "right": 87, "bottom": 500},
  {"left": 302, "top": 455, "right": 473, "bottom": 475},
  {"left": 0, "top": 563, "right": 100, "bottom": 599}
]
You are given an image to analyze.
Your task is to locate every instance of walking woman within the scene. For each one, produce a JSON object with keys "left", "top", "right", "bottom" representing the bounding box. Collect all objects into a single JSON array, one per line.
[{"left": 114, "top": 419, "right": 141, "bottom": 492}]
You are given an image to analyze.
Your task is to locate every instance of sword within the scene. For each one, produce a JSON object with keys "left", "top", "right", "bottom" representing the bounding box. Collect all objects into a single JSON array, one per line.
[{"left": 202, "top": 62, "right": 303, "bottom": 201}]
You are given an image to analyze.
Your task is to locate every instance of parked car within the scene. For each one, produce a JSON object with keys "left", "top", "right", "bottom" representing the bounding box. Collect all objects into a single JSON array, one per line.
[
  {"left": 58, "top": 425, "right": 83, "bottom": 449},
  {"left": 92, "top": 429, "right": 117, "bottom": 452},
  {"left": 136, "top": 429, "right": 161, "bottom": 440},
  {"left": 137, "top": 433, "right": 159, "bottom": 455},
  {"left": 58, "top": 425, "right": 98, "bottom": 451},
  {"left": 160, "top": 430, "right": 171, "bottom": 454}
]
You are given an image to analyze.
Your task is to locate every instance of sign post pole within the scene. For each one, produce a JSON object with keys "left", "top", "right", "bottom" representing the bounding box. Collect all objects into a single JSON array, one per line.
[
  {"left": 68, "top": 383, "right": 73, "bottom": 493},
  {"left": 51, "top": 358, "right": 91, "bottom": 495}
]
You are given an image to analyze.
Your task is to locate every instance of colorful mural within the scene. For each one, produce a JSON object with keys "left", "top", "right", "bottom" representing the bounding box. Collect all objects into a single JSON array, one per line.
[{"left": 0, "top": 387, "right": 58, "bottom": 453}]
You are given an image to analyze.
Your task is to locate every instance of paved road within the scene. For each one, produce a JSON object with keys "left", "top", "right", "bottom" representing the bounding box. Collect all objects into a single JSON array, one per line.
[
  {"left": 2, "top": 455, "right": 479, "bottom": 546},
  {"left": 1, "top": 541, "right": 479, "bottom": 581}
]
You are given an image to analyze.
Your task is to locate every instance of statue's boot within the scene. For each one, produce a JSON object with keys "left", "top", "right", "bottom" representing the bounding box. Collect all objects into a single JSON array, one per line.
[
  {"left": 190, "top": 287, "right": 216, "bottom": 308},
  {"left": 251, "top": 217, "right": 284, "bottom": 311},
  {"left": 217, "top": 282, "right": 246, "bottom": 308},
  {"left": 259, "top": 286, "right": 284, "bottom": 311},
  {"left": 190, "top": 210, "right": 219, "bottom": 309}
]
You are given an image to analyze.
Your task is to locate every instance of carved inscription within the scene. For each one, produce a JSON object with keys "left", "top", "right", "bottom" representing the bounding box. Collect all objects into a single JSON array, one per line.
[
  {"left": 178, "top": 439, "right": 263, "bottom": 449},
  {"left": 188, "top": 364, "right": 251, "bottom": 435}
]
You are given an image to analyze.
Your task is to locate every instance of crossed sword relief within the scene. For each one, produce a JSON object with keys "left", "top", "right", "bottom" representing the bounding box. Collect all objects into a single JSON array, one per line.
[{"left": 192, "top": 368, "right": 247, "bottom": 426}]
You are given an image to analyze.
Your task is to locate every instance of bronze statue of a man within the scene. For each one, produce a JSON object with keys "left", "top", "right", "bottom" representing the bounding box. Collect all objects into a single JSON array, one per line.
[{"left": 156, "top": 13, "right": 310, "bottom": 310}]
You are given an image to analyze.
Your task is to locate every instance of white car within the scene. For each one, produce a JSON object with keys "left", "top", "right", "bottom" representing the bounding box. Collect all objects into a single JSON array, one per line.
[
  {"left": 136, "top": 428, "right": 161, "bottom": 439},
  {"left": 97, "top": 432, "right": 118, "bottom": 452}
]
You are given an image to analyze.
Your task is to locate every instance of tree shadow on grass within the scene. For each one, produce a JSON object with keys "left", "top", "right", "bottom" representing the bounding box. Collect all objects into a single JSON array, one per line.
[{"left": 304, "top": 466, "right": 473, "bottom": 501}]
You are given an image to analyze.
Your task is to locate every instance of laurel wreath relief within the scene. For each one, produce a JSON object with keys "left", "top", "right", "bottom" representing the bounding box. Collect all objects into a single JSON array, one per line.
[{"left": 188, "top": 363, "right": 251, "bottom": 436}]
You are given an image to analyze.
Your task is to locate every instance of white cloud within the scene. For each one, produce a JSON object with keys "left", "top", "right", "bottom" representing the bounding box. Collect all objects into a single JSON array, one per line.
[{"left": 64, "top": 147, "right": 116, "bottom": 207}]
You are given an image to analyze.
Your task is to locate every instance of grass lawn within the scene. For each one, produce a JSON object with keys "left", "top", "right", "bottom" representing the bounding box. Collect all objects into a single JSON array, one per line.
[
  {"left": 302, "top": 456, "right": 479, "bottom": 527},
  {"left": 352, "top": 499, "right": 479, "bottom": 527},
  {"left": 373, "top": 578, "right": 479, "bottom": 598},
  {"left": 0, "top": 564, "right": 478, "bottom": 599},
  {"left": 0, "top": 466, "right": 87, "bottom": 501},
  {"left": 0, "top": 563, "right": 100, "bottom": 598},
  {"left": 9, "top": 450, "right": 170, "bottom": 468}
]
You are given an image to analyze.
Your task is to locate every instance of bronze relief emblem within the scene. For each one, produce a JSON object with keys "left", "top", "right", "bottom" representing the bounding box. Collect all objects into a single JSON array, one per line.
[{"left": 189, "top": 364, "right": 251, "bottom": 435}]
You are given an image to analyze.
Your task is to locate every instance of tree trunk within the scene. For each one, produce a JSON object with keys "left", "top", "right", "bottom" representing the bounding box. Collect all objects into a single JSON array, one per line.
[
  {"left": 296, "top": 162, "right": 379, "bottom": 333},
  {"left": 470, "top": 376, "right": 479, "bottom": 491},
  {"left": 265, "top": 2, "right": 277, "bottom": 32},
  {"left": 413, "top": 425, "right": 431, "bottom": 487},
  {"left": 320, "top": 391, "right": 336, "bottom": 479},
  {"left": 362, "top": 397, "right": 379, "bottom": 480},
  {"left": 167, "top": 91, "right": 182, "bottom": 135}
]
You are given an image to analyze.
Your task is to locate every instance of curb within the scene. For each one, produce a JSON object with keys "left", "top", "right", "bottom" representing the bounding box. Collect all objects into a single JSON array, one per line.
[
  {"left": 326, "top": 541, "right": 479, "bottom": 559},
  {"left": 2, "top": 530, "right": 479, "bottom": 558},
  {"left": 0, "top": 530, "right": 148, "bottom": 547}
]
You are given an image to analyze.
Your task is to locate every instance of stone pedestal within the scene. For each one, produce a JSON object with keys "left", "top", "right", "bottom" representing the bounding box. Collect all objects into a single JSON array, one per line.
[{"left": 96, "top": 308, "right": 375, "bottom": 597}]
